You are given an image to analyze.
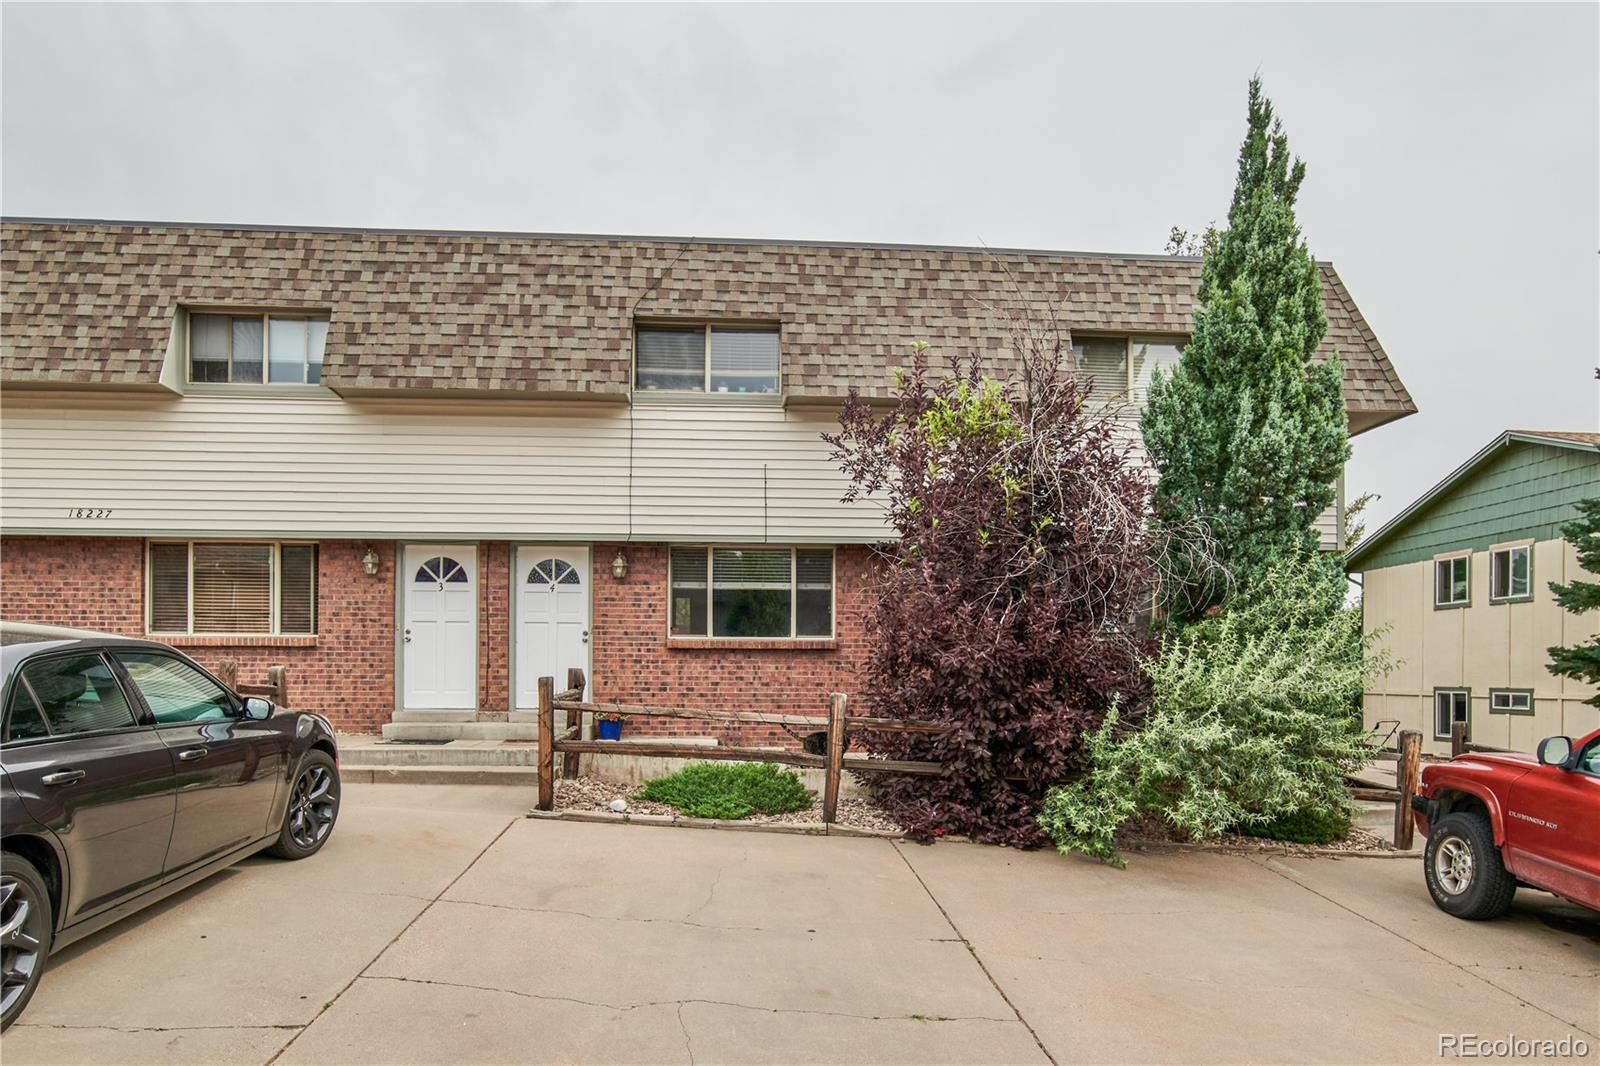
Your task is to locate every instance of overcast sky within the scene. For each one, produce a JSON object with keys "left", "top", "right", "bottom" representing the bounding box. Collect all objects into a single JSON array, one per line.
[{"left": 3, "top": 2, "right": 1595, "bottom": 531}]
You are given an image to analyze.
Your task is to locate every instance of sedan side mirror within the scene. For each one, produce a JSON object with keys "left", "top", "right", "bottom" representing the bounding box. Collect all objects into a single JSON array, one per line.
[
  {"left": 1536, "top": 735, "right": 1572, "bottom": 768},
  {"left": 240, "top": 696, "right": 275, "bottom": 721}
]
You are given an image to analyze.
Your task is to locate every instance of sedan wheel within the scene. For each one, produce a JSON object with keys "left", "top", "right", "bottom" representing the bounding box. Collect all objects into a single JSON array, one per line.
[
  {"left": 268, "top": 751, "right": 340, "bottom": 859},
  {"left": 1, "top": 854, "right": 53, "bottom": 1030}
]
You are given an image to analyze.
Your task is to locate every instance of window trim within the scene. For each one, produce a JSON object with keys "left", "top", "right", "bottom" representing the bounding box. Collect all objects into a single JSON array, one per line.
[
  {"left": 1070, "top": 333, "right": 1187, "bottom": 404},
  {"left": 1433, "top": 687, "right": 1471, "bottom": 741},
  {"left": 632, "top": 320, "right": 782, "bottom": 397},
  {"left": 185, "top": 307, "right": 330, "bottom": 387},
  {"left": 1433, "top": 553, "right": 1472, "bottom": 609},
  {"left": 1487, "top": 688, "right": 1535, "bottom": 716},
  {"left": 667, "top": 544, "right": 836, "bottom": 642},
  {"left": 146, "top": 539, "right": 318, "bottom": 637},
  {"left": 1487, "top": 543, "right": 1533, "bottom": 604}
]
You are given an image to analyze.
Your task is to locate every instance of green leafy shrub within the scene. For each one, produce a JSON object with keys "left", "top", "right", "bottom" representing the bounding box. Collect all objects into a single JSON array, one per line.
[
  {"left": 1237, "top": 806, "right": 1352, "bottom": 845},
  {"left": 1037, "top": 563, "right": 1386, "bottom": 865},
  {"left": 635, "top": 762, "right": 811, "bottom": 820}
]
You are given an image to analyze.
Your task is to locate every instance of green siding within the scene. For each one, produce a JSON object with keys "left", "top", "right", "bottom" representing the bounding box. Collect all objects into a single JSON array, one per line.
[{"left": 1356, "top": 441, "right": 1599, "bottom": 571}]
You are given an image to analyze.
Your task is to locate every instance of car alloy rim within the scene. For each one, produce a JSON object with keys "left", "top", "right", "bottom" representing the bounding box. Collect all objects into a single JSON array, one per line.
[
  {"left": 288, "top": 764, "right": 337, "bottom": 849},
  {"left": 0, "top": 875, "right": 45, "bottom": 1019},
  {"left": 1433, "top": 834, "right": 1474, "bottom": 895}
]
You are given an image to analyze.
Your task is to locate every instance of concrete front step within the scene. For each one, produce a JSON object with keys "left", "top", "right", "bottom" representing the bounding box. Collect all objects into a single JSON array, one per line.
[
  {"left": 381, "top": 721, "right": 541, "bottom": 742},
  {"left": 341, "top": 737, "right": 540, "bottom": 767},
  {"left": 342, "top": 764, "right": 540, "bottom": 786}
]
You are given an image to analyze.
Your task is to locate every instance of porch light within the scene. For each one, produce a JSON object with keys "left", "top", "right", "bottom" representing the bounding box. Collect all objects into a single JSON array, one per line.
[
  {"left": 361, "top": 547, "right": 380, "bottom": 576},
  {"left": 611, "top": 550, "right": 629, "bottom": 580}
]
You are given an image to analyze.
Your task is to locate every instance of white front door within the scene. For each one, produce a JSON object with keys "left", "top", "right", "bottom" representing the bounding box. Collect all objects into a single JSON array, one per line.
[
  {"left": 403, "top": 545, "right": 477, "bottom": 710},
  {"left": 515, "top": 546, "right": 590, "bottom": 708}
]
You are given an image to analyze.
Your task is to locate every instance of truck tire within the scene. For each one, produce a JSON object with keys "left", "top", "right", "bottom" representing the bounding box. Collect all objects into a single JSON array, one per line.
[{"left": 1424, "top": 811, "right": 1516, "bottom": 920}]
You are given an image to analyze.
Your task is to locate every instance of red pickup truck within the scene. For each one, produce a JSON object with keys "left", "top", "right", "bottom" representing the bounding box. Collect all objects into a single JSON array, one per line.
[{"left": 1411, "top": 726, "right": 1600, "bottom": 919}]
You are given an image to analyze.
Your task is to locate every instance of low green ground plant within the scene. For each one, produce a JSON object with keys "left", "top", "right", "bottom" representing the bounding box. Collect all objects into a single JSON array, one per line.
[
  {"left": 1236, "top": 806, "right": 1352, "bottom": 845},
  {"left": 635, "top": 762, "right": 811, "bottom": 820}
]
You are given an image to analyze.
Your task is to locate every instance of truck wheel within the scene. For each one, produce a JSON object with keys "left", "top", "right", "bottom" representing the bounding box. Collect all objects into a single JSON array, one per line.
[{"left": 1424, "top": 812, "right": 1516, "bottom": 920}]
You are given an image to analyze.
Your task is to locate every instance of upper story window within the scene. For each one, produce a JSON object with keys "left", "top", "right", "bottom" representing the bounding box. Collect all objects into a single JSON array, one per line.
[
  {"left": 1071, "top": 336, "right": 1185, "bottom": 407},
  {"left": 1434, "top": 555, "right": 1470, "bottom": 608},
  {"left": 1489, "top": 545, "right": 1532, "bottom": 603},
  {"left": 148, "top": 540, "right": 318, "bottom": 636},
  {"left": 189, "top": 312, "right": 328, "bottom": 385},
  {"left": 635, "top": 324, "right": 780, "bottom": 395}
]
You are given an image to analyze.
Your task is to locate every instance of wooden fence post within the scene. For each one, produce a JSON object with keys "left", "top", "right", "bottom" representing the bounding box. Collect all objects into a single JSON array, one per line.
[
  {"left": 822, "top": 693, "right": 847, "bottom": 824},
  {"left": 537, "top": 676, "right": 555, "bottom": 811},
  {"left": 266, "top": 665, "right": 289, "bottom": 708},
  {"left": 1450, "top": 719, "right": 1469, "bottom": 758},
  {"left": 562, "top": 668, "right": 586, "bottom": 779},
  {"left": 1394, "top": 729, "right": 1421, "bottom": 850},
  {"left": 215, "top": 658, "right": 239, "bottom": 691}
]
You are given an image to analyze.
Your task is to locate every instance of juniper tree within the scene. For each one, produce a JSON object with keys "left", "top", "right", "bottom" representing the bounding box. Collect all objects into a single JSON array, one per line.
[
  {"left": 1142, "top": 78, "right": 1350, "bottom": 619},
  {"left": 1547, "top": 498, "right": 1600, "bottom": 708}
]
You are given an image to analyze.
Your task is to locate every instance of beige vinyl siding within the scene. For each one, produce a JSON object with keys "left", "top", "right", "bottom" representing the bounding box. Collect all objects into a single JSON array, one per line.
[
  {"left": 0, "top": 393, "right": 887, "bottom": 543},
  {"left": 1360, "top": 537, "right": 1599, "bottom": 754}
]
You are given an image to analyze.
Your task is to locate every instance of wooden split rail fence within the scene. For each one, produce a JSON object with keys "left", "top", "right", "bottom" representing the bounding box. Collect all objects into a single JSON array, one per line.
[
  {"left": 1350, "top": 722, "right": 1521, "bottom": 850},
  {"left": 215, "top": 659, "right": 291, "bottom": 708},
  {"left": 533, "top": 671, "right": 949, "bottom": 823}
]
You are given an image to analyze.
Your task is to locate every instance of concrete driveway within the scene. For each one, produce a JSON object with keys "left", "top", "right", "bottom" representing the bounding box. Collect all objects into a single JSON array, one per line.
[{"left": 2, "top": 784, "right": 1595, "bottom": 1065}]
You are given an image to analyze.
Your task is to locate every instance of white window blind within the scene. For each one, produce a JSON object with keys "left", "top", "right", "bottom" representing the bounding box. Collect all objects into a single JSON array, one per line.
[
  {"left": 188, "top": 312, "right": 327, "bottom": 385},
  {"left": 1073, "top": 338, "right": 1128, "bottom": 406},
  {"left": 636, "top": 329, "right": 706, "bottom": 391},
  {"left": 1130, "top": 341, "right": 1183, "bottom": 402},
  {"left": 193, "top": 543, "right": 273, "bottom": 633},
  {"left": 709, "top": 329, "right": 779, "bottom": 394}
]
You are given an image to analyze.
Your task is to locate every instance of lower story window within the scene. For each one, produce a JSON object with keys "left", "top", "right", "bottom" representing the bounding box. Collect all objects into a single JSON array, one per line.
[
  {"left": 668, "top": 546, "right": 834, "bottom": 639},
  {"left": 1488, "top": 689, "right": 1533, "bottom": 715},
  {"left": 148, "top": 541, "right": 318, "bottom": 635},
  {"left": 1434, "top": 689, "right": 1470, "bottom": 740}
]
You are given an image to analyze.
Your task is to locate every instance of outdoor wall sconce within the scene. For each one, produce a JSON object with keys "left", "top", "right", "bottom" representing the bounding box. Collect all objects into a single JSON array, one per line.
[
  {"left": 361, "top": 547, "right": 380, "bottom": 576},
  {"left": 611, "top": 550, "right": 629, "bottom": 580}
]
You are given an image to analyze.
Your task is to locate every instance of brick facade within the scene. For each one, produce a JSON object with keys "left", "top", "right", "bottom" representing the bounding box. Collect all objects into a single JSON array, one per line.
[
  {"left": 588, "top": 542, "right": 877, "bottom": 746},
  {"left": 1, "top": 536, "right": 397, "bottom": 734},
  {"left": 1, "top": 535, "right": 879, "bottom": 742}
]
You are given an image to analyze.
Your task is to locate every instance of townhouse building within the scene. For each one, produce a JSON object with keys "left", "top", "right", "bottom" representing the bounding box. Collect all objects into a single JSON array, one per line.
[{"left": 0, "top": 219, "right": 1415, "bottom": 739}]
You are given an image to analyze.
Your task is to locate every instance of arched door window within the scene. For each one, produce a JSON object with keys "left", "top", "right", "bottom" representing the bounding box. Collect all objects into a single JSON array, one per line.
[
  {"left": 527, "top": 559, "right": 581, "bottom": 587},
  {"left": 413, "top": 556, "right": 468, "bottom": 584}
]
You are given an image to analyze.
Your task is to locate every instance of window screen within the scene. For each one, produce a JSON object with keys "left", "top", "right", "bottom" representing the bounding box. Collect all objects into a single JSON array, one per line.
[
  {"left": 669, "top": 547, "right": 709, "bottom": 636},
  {"left": 796, "top": 549, "right": 834, "bottom": 637},
  {"left": 1434, "top": 557, "right": 1469, "bottom": 606},
  {"left": 149, "top": 542, "right": 191, "bottom": 632},
  {"left": 636, "top": 329, "right": 706, "bottom": 391},
  {"left": 279, "top": 544, "right": 318, "bottom": 634},
  {"left": 1073, "top": 338, "right": 1128, "bottom": 405},
  {"left": 712, "top": 548, "right": 792, "bottom": 638},
  {"left": 709, "top": 330, "right": 779, "bottom": 394},
  {"left": 1490, "top": 547, "right": 1530, "bottom": 601}
]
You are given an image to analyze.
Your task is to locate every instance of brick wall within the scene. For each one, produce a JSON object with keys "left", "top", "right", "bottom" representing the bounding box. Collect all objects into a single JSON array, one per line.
[
  {"left": 1, "top": 536, "right": 397, "bottom": 734},
  {"left": 479, "top": 541, "right": 510, "bottom": 713},
  {"left": 589, "top": 542, "right": 877, "bottom": 746}
]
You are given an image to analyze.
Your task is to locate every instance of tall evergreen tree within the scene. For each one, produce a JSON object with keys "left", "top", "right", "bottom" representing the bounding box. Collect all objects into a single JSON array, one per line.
[
  {"left": 1547, "top": 497, "right": 1600, "bottom": 709},
  {"left": 1142, "top": 78, "right": 1350, "bottom": 619}
]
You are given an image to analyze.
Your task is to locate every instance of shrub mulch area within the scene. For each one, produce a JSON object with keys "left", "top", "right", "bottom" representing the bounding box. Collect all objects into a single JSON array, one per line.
[
  {"left": 1113, "top": 813, "right": 1403, "bottom": 858},
  {"left": 554, "top": 775, "right": 902, "bottom": 834}
]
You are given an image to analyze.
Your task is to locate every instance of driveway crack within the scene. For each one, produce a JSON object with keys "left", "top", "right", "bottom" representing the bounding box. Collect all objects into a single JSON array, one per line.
[
  {"left": 892, "top": 843, "right": 1058, "bottom": 1065},
  {"left": 676, "top": 1002, "right": 697, "bottom": 1065}
]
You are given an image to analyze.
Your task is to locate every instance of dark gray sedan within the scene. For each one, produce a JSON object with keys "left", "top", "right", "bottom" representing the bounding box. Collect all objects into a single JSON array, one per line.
[{"left": 0, "top": 623, "right": 340, "bottom": 1029}]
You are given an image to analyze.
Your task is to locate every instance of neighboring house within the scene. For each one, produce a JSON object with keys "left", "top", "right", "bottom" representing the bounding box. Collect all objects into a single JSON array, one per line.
[
  {"left": 0, "top": 219, "right": 1415, "bottom": 738},
  {"left": 1347, "top": 431, "right": 1600, "bottom": 755}
]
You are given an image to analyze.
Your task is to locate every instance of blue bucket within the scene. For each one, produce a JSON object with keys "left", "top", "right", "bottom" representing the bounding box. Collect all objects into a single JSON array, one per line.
[{"left": 598, "top": 719, "right": 623, "bottom": 741}]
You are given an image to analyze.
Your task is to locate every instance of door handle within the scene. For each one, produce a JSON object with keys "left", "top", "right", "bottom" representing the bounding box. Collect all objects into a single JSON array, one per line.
[
  {"left": 177, "top": 747, "right": 209, "bottom": 762},
  {"left": 41, "top": 769, "right": 85, "bottom": 787}
]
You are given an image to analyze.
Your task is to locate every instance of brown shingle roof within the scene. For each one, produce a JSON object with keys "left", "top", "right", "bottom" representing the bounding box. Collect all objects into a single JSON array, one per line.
[
  {"left": 0, "top": 219, "right": 1415, "bottom": 418},
  {"left": 1513, "top": 431, "right": 1600, "bottom": 447}
]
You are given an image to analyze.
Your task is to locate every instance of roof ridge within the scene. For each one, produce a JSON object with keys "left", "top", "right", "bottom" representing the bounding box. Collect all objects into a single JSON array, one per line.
[{"left": 0, "top": 214, "right": 1241, "bottom": 265}]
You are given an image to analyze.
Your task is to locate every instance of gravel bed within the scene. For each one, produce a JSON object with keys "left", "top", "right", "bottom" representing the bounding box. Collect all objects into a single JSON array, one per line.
[{"left": 555, "top": 775, "right": 901, "bottom": 833}]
